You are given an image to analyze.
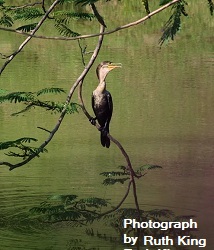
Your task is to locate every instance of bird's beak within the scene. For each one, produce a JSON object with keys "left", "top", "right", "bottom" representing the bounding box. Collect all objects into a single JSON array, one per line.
[{"left": 107, "top": 63, "right": 122, "bottom": 70}]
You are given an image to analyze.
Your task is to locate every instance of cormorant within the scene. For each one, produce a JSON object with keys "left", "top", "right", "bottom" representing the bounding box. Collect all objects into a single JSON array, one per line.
[{"left": 92, "top": 61, "right": 121, "bottom": 148}]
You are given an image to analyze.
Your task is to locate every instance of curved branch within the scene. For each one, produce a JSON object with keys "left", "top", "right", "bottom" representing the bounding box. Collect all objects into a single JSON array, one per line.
[
  {"left": 0, "top": 0, "right": 60, "bottom": 76},
  {"left": 99, "top": 180, "right": 132, "bottom": 217},
  {"left": 0, "top": 0, "right": 181, "bottom": 41},
  {"left": 0, "top": 19, "right": 105, "bottom": 171}
]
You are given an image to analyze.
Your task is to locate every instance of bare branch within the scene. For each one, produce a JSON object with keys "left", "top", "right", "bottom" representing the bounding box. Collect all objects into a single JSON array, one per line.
[
  {"left": 0, "top": 0, "right": 60, "bottom": 76},
  {"left": 0, "top": 0, "right": 181, "bottom": 42},
  {"left": 6, "top": 2, "right": 42, "bottom": 10}
]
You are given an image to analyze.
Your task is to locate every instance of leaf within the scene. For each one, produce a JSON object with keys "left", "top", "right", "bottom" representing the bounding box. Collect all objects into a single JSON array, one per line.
[
  {"left": 16, "top": 23, "right": 38, "bottom": 32},
  {"left": 207, "top": 0, "right": 214, "bottom": 15},
  {"left": 0, "top": 137, "right": 37, "bottom": 150},
  {"left": 13, "top": 8, "right": 44, "bottom": 20},
  {"left": 54, "top": 11, "right": 94, "bottom": 24},
  {"left": 102, "top": 177, "right": 129, "bottom": 186},
  {"left": 100, "top": 171, "right": 128, "bottom": 177},
  {"left": 36, "top": 87, "right": 65, "bottom": 96},
  {"left": 159, "top": 0, "right": 171, "bottom": 5},
  {"left": 0, "top": 14, "right": 13, "bottom": 27},
  {"left": 0, "top": 0, "right": 5, "bottom": 6},
  {"left": 0, "top": 91, "right": 34, "bottom": 103},
  {"left": 55, "top": 22, "right": 80, "bottom": 37},
  {"left": 159, "top": 1, "right": 188, "bottom": 46},
  {"left": 137, "top": 164, "right": 163, "bottom": 171},
  {"left": 142, "top": 0, "right": 150, "bottom": 14}
]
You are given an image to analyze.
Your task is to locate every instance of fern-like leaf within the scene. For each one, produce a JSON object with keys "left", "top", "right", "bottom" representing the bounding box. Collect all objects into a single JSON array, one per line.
[
  {"left": 102, "top": 177, "right": 129, "bottom": 186},
  {"left": 0, "top": 13, "right": 13, "bottom": 27},
  {"left": 0, "top": 91, "right": 34, "bottom": 103},
  {"left": 159, "top": 1, "right": 188, "bottom": 46},
  {"left": 100, "top": 171, "right": 128, "bottom": 177},
  {"left": 55, "top": 22, "right": 80, "bottom": 37},
  {"left": 36, "top": 87, "right": 65, "bottom": 96},
  {"left": 137, "top": 164, "right": 162, "bottom": 172},
  {"left": 54, "top": 11, "right": 94, "bottom": 24},
  {"left": 12, "top": 8, "right": 44, "bottom": 20},
  {"left": 0, "top": 137, "right": 37, "bottom": 150},
  {"left": 207, "top": 0, "right": 214, "bottom": 15},
  {"left": 16, "top": 23, "right": 38, "bottom": 32}
]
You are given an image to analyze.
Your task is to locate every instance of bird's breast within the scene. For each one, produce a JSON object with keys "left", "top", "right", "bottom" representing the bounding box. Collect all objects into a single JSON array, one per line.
[{"left": 93, "top": 91, "right": 107, "bottom": 108}]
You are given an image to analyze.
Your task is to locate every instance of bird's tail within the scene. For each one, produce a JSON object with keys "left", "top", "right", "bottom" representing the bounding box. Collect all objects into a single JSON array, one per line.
[{"left": 100, "top": 127, "right": 110, "bottom": 148}]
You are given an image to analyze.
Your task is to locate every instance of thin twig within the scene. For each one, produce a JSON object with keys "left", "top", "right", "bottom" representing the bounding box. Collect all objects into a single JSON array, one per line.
[
  {"left": 0, "top": 0, "right": 181, "bottom": 41},
  {"left": 42, "top": 0, "right": 46, "bottom": 13},
  {"left": 6, "top": 2, "right": 42, "bottom": 10},
  {"left": 0, "top": 0, "right": 60, "bottom": 76},
  {"left": 77, "top": 39, "right": 86, "bottom": 67},
  {"left": 37, "top": 126, "right": 51, "bottom": 133}
]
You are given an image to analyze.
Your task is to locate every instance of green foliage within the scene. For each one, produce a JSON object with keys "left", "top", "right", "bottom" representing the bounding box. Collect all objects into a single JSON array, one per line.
[
  {"left": 142, "top": 0, "right": 150, "bottom": 15},
  {"left": 16, "top": 23, "right": 38, "bottom": 32},
  {"left": 159, "top": 0, "right": 172, "bottom": 5},
  {"left": 12, "top": 8, "right": 44, "bottom": 20},
  {"left": 0, "top": 137, "right": 46, "bottom": 160},
  {"left": 100, "top": 165, "right": 162, "bottom": 186},
  {"left": 159, "top": 0, "right": 188, "bottom": 46},
  {"left": 55, "top": 22, "right": 81, "bottom": 37},
  {"left": 54, "top": 11, "right": 94, "bottom": 24},
  {"left": 136, "top": 164, "right": 162, "bottom": 172},
  {"left": 0, "top": 2, "right": 95, "bottom": 38},
  {"left": 30, "top": 195, "right": 109, "bottom": 223},
  {"left": 36, "top": 87, "right": 65, "bottom": 96},
  {"left": 0, "top": 137, "right": 37, "bottom": 150},
  {"left": 0, "top": 91, "right": 34, "bottom": 103},
  {"left": 0, "top": 87, "right": 80, "bottom": 115},
  {"left": 208, "top": 0, "right": 214, "bottom": 15},
  {"left": 0, "top": 0, "right": 5, "bottom": 6},
  {"left": 0, "top": 13, "right": 13, "bottom": 27}
]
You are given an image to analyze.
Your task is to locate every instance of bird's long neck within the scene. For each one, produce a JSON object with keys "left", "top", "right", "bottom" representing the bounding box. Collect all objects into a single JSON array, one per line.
[{"left": 96, "top": 73, "right": 107, "bottom": 93}]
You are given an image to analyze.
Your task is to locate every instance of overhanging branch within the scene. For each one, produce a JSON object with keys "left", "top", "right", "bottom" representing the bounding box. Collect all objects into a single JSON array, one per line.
[{"left": 0, "top": 0, "right": 181, "bottom": 42}]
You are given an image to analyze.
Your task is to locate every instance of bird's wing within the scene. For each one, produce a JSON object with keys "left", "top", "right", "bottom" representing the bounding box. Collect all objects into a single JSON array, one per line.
[
  {"left": 106, "top": 91, "right": 113, "bottom": 119},
  {"left": 91, "top": 93, "right": 96, "bottom": 114}
]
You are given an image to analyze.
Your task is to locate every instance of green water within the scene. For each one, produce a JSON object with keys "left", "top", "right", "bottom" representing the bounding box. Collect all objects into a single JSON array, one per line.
[{"left": 0, "top": 1, "right": 213, "bottom": 249}]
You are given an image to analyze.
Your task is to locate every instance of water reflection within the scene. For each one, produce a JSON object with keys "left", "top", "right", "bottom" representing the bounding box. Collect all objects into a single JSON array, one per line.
[{"left": 0, "top": 193, "right": 198, "bottom": 250}]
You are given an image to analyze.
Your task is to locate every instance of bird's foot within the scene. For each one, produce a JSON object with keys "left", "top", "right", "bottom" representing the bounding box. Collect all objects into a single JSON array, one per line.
[{"left": 89, "top": 117, "right": 96, "bottom": 126}]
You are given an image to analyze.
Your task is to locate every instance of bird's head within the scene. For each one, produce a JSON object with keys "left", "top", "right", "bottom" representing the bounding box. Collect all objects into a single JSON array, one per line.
[{"left": 96, "top": 61, "right": 122, "bottom": 82}]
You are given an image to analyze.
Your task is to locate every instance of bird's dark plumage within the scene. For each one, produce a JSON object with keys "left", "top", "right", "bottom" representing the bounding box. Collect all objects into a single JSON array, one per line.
[{"left": 92, "top": 61, "right": 121, "bottom": 148}]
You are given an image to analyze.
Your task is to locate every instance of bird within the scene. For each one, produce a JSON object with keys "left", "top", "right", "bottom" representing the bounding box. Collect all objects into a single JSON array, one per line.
[{"left": 92, "top": 61, "right": 121, "bottom": 148}]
